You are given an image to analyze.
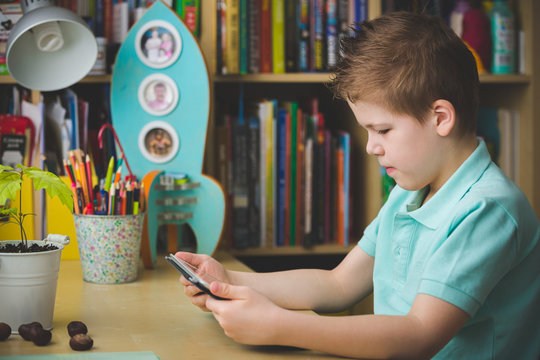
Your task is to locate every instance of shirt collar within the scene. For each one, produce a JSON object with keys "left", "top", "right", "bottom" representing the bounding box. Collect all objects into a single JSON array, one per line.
[{"left": 405, "top": 138, "right": 491, "bottom": 229}]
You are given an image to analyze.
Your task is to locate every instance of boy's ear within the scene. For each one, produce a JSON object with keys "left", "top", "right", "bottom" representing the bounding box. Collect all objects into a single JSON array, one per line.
[{"left": 431, "top": 99, "right": 456, "bottom": 137}]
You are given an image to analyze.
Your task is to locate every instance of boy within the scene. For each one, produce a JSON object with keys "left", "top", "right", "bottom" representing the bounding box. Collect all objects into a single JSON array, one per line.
[{"left": 176, "top": 11, "right": 540, "bottom": 359}]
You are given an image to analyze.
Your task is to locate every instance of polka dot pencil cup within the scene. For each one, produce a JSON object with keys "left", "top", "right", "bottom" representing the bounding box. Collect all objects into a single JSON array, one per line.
[{"left": 73, "top": 214, "right": 145, "bottom": 284}]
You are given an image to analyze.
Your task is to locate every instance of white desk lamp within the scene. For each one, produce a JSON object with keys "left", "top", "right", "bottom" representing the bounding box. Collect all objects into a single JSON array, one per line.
[{"left": 2, "top": 0, "right": 97, "bottom": 91}]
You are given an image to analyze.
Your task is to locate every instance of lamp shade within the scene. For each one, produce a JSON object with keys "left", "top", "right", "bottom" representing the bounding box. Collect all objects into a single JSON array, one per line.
[{"left": 6, "top": 5, "right": 97, "bottom": 91}]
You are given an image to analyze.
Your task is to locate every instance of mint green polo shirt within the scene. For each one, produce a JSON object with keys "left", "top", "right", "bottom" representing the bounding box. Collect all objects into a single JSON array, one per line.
[{"left": 358, "top": 139, "right": 540, "bottom": 359}]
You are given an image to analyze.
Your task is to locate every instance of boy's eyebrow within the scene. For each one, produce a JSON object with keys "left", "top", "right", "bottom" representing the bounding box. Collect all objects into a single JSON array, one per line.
[{"left": 362, "top": 122, "right": 391, "bottom": 130}]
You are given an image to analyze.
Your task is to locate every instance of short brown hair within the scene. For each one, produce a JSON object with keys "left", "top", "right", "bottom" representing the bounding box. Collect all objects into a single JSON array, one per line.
[{"left": 330, "top": 11, "right": 479, "bottom": 136}]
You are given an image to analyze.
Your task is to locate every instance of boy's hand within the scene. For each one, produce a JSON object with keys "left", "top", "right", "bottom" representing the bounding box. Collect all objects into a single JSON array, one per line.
[
  {"left": 205, "top": 282, "right": 283, "bottom": 346},
  {"left": 174, "top": 252, "right": 230, "bottom": 311}
]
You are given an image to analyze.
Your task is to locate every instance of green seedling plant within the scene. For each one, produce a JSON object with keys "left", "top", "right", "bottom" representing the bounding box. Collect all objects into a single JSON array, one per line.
[{"left": 0, "top": 164, "right": 73, "bottom": 249}]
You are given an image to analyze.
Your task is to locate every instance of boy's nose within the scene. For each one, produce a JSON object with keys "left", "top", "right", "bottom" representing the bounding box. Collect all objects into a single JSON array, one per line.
[{"left": 366, "top": 137, "right": 384, "bottom": 156}]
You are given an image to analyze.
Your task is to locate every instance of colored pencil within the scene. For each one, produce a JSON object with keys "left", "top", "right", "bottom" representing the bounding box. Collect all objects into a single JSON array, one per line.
[
  {"left": 64, "top": 159, "right": 75, "bottom": 185},
  {"left": 85, "top": 154, "right": 94, "bottom": 204}
]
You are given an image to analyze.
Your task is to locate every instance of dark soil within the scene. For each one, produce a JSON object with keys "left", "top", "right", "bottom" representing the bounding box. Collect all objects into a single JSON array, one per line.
[{"left": 0, "top": 242, "right": 59, "bottom": 253}]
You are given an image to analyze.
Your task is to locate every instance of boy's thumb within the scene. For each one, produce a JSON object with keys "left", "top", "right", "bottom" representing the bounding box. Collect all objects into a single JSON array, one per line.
[{"left": 210, "top": 281, "right": 237, "bottom": 299}]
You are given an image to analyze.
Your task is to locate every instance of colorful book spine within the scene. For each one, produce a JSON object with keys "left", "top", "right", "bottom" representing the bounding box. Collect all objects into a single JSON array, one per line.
[
  {"left": 232, "top": 114, "right": 250, "bottom": 249},
  {"left": 225, "top": 0, "right": 240, "bottom": 74},
  {"left": 285, "top": 0, "right": 298, "bottom": 72},
  {"left": 276, "top": 108, "right": 289, "bottom": 246},
  {"left": 326, "top": 0, "right": 338, "bottom": 69},
  {"left": 286, "top": 102, "right": 298, "bottom": 246},
  {"left": 323, "top": 129, "right": 332, "bottom": 244},
  {"left": 177, "top": 0, "right": 200, "bottom": 37},
  {"left": 248, "top": 0, "right": 260, "bottom": 73},
  {"left": 247, "top": 115, "right": 260, "bottom": 247},
  {"left": 239, "top": 0, "right": 248, "bottom": 74},
  {"left": 354, "top": 0, "right": 368, "bottom": 24},
  {"left": 298, "top": 0, "right": 310, "bottom": 72},
  {"left": 259, "top": 0, "right": 272, "bottom": 73},
  {"left": 337, "top": 131, "right": 350, "bottom": 245},
  {"left": 295, "top": 108, "right": 305, "bottom": 246},
  {"left": 336, "top": 137, "right": 345, "bottom": 245},
  {"left": 216, "top": 0, "right": 226, "bottom": 74},
  {"left": 272, "top": 0, "right": 286, "bottom": 73},
  {"left": 311, "top": 0, "right": 325, "bottom": 71},
  {"left": 257, "top": 101, "right": 267, "bottom": 247}
]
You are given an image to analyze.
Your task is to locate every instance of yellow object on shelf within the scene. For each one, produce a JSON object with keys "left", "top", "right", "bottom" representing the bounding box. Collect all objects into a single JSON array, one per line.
[
  {"left": 0, "top": 177, "right": 35, "bottom": 241},
  {"left": 46, "top": 176, "right": 78, "bottom": 260}
]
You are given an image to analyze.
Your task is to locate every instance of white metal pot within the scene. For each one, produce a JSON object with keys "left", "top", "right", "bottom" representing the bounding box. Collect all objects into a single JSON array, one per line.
[{"left": 0, "top": 235, "right": 69, "bottom": 333}]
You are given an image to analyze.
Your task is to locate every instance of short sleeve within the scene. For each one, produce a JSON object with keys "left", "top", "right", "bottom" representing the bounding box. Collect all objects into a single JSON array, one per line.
[
  {"left": 418, "top": 199, "right": 518, "bottom": 316},
  {"left": 358, "top": 213, "right": 379, "bottom": 257}
]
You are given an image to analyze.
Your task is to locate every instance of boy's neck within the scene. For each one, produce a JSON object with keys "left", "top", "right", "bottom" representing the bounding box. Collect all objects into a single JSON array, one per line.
[{"left": 423, "top": 136, "right": 478, "bottom": 205}]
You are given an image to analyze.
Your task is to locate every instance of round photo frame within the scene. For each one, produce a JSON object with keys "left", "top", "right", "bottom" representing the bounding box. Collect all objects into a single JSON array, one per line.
[
  {"left": 138, "top": 121, "right": 180, "bottom": 163},
  {"left": 135, "top": 20, "right": 182, "bottom": 69},
  {"left": 138, "top": 74, "right": 179, "bottom": 116}
]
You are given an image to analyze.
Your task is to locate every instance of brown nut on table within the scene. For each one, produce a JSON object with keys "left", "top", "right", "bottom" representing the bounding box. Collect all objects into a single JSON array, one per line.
[
  {"left": 18, "top": 322, "right": 43, "bottom": 341},
  {"left": 0, "top": 322, "right": 11, "bottom": 341},
  {"left": 30, "top": 328, "right": 52, "bottom": 346},
  {"left": 70, "top": 333, "right": 93, "bottom": 351},
  {"left": 67, "top": 321, "right": 88, "bottom": 337}
]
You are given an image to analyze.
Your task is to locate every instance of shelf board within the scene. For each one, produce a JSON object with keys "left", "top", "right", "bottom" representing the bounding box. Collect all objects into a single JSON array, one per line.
[
  {"left": 0, "top": 74, "right": 112, "bottom": 85},
  {"left": 1, "top": 73, "right": 529, "bottom": 85},
  {"left": 214, "top": 73, "right": 333, "bottom": 83},
  {"left": 228, "top": 244, "right": 356, "bottom": 257},
  {"left": 78, "top": 74, "right": 112, "bottom": 83},
  {"left": 479, "top": 73, "right": 530, "bottom": 83},
  {"left": 0, "top": 75, "right": 16, "bottom": 84},
  {"left": 213, "top": 73, "right": 531, "bottom": 84}
]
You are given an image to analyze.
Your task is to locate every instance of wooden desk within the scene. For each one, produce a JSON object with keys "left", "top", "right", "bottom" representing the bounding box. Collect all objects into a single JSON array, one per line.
[{"left": 0, "top": 253, "right": 340, "bottom": 359}]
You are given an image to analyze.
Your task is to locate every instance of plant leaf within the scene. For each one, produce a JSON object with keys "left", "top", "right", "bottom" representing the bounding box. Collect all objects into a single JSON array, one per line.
[
  {"left": 0, "top": 207, "right": 17, "bottom": 216},
  {"left": 24, "top": 168, "right": 74, "bottom": 213},
  {"left": 0, "top": 169, "right": 21, "bottom": 206}
]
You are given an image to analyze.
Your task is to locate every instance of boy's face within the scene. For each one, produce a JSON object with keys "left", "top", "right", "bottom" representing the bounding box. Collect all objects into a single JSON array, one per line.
[{"left": 349, "top": 101, "right": 446, "bottom": 193}]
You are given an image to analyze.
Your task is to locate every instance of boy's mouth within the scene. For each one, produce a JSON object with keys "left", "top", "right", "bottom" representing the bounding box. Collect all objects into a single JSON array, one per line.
[{"left": 384, "top": 167, "right": 396, "bottom": 176}]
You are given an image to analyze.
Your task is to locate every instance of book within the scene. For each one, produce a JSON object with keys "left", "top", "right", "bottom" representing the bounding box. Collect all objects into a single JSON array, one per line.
[
  {"left": 239, "top": 0, "right": 248, "bottom": 74},
  {"left": 247, "top": 115, "right": 261, "bottom": 247},
  {"left": 303, "top": 114, "right": 315, "bottom": 247},
  {"left": 272, "top": 0, "right": 286, "bottom": 73},
  {"left": 276, "top": 108, "right": 289, "bottom": 246},
  {"left": 258, "top": 99, "right": 275, "bottom": 247},
  {"left": 247, "top": 0, "right": 260, "bottom": 73},
  {"left": 231, "top": 114, "right": 250, "bottom": 249},
  {"left": 0, "top": 133, "right": 26, "bottom": 168},
  {"left": 285, "top": 102, "right": 298, "bottom": 246},
  {"left": 323, "top": 129, "right": 332, "bottom": 243},
  {"left": 224, "top": 0, "right": 240, "bottom": 74},
  {"left": 326, "top": 0, "right": 338, "bottom": 69},
  {"left": 285, "top": 0, "right": 298, "bottom": 72},
  {"left": 259, "top": 0, "right": 272, "bottom": 73},
  {"left": 216, "top": 0, "right": 226, "bottom": 74},
  {"left": 0, "top": 2, "right": 22, "bottom": 75},
  {"left": 215, "top": 114, "right": 233, "bottom": 248},
  {"left": 354, "top": 0, "right": 368, "bottom": 24},
  {"left": 295, "top": 108, "right": 305, "bottom": 246},
  {"left": 337, "top": 131, "right": 350, "bottom": 245},
  {"left": 298, "top": 0, "right": 310, "bottom": 72},
  {"left": 311, "top": 0, "right": 325, "bottom": 71},
  {"left": 176, "top": 0, "right": 200, "bottom": 36},
  {"left": 497, "top": 108, "right": 519, "bottom": 183},
  {"left": 111, "top": 3, "right": 128, "bottom": 44}
]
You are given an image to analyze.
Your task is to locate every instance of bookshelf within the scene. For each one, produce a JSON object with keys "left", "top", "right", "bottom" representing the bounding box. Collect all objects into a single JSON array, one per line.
[
  {"left": 197, "top": 0, "right": 540, "bottom": 257},
  {"left": 1, "top": 1, "right": 539, "bottom": 258}
]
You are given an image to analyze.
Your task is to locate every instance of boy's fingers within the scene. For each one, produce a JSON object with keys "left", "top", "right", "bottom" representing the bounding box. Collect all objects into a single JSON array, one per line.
[
  {"left": 210, "top": 281, "right": 244, "bottom": 300},
  {"left": 174, "top": 251, "right": 207, "bottom": 267}
]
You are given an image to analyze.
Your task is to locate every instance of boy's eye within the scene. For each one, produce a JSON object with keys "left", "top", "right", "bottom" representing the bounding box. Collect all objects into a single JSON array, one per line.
[{"left": 377, "top": 129, "right": 389, "bottom": 134}]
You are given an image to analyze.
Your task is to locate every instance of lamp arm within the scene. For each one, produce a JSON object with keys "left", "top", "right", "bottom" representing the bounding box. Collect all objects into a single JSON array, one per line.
[{"left": 0, "top": 9, "right": 13, "bottom": 30}]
